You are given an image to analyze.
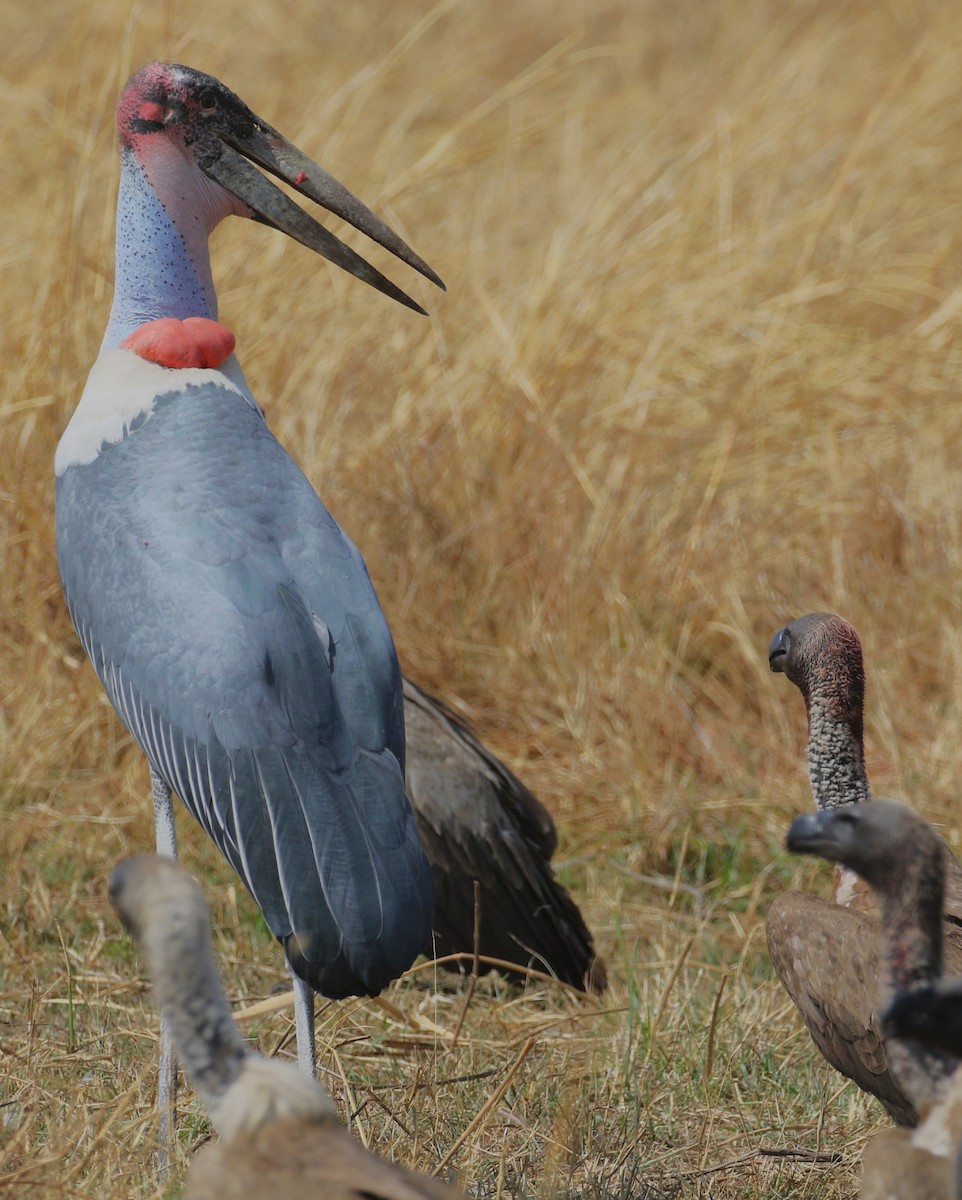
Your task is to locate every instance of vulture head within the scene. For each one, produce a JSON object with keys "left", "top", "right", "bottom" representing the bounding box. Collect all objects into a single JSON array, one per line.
[
  {"left": 786, "top": 800, "right": 940, "bottom": 892},
  {"left": 769, "top": 611, "right": 865, "bottom": 729}
]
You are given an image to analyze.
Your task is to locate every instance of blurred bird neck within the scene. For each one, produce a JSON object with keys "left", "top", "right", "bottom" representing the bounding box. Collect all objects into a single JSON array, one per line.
[
  {"left": 805, "top": 697, "right": 870, "bottom": 809},
  {"left": 881, "top": 854, "right": 955, "bottom": 1112},
  {"left": 143, "top": 908, "right": 248, "bottom": 1110}
]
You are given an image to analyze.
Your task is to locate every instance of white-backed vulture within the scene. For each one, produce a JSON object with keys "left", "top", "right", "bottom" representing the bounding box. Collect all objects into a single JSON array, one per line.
[
  {"left": 767, "top": 612, "right": 962, "bottom": 1125},
  {"left": 403, "top": 677, "right": 606, "bottom": 993},
  {"left": 109, "top": 854, "right": 464, "bottom": 1200},
  {"left": 787, "top": 801, "right": 962, "bottom": 1197}
]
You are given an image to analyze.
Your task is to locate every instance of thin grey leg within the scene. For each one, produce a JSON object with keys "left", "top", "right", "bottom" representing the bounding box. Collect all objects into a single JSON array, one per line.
[
  {"left": 291, "top": 968, "right": 317, "bottom": 1078},
  {"left": 150, "top": 767, "right": 178, "bottom": 1178},
  {"left": 152, "top": 766, "right": 177, "bottom": 860}
]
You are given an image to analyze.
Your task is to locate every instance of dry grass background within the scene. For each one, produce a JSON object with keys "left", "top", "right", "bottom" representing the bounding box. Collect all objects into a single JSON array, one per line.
[{"left": 4, "top": 0, "right": 962, "bottom": 1194}]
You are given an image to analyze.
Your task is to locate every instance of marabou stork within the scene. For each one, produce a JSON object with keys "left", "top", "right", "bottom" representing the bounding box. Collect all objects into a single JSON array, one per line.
[{"left": 56, "top": 62, "right": 442, "bottom": 1129}]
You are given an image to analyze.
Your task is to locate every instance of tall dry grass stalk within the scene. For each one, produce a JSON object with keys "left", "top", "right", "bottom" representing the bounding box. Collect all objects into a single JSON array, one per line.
[{"left": 4, "top": 0, "right": 962, "bottom": 1194}]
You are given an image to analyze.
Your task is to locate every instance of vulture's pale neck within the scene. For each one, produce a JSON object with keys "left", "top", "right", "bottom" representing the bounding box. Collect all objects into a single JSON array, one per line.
[
  {"left": 123, "top": 866, "right": 335, "bottom": 1142},
  {"left": 877, "top": 847, "right": 944, "bottom": 996},
  {"left": 876, "top": 842, "right": 957, "bottom": 1112}
]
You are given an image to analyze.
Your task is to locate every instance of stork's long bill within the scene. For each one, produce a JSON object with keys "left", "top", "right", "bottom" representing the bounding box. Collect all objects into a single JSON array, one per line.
[{"left": 112, "top": 62, "right": 443, "bottom": 336}]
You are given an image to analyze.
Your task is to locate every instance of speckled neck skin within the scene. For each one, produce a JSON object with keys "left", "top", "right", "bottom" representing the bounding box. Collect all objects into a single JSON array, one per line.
[
  {"left": 103, "top": 142, "right": 241, "bottom": 350},
  {"left": 805, "top": 696, "right": 871, "bottom": 810}
]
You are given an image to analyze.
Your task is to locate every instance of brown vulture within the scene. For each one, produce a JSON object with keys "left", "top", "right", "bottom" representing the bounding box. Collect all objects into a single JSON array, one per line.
[
  {"left": 767, "top": 612, "right": 962, "bottom": 1125},
  {"left": 787, "top": 801, "right": 961, "bottom": 1198},
  {"left": 882, "top": 981, "right": 962, "bottom": 1200}
]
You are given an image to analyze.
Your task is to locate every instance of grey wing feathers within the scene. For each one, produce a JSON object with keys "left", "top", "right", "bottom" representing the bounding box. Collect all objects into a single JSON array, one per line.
[
  {"left": 56, "top": 387, "right": 432, "bottom": 998},
  {"left": 403, "top": 678, "right": 606, "bottom": 993},
  {"left": 91, "top": 641, "right": 431, "bottom": 997}
]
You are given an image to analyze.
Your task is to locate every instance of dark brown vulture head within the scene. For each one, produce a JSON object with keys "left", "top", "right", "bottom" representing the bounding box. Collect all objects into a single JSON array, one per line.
[{"left": 769, "top": 611, "right": 865, "bottom": 733}]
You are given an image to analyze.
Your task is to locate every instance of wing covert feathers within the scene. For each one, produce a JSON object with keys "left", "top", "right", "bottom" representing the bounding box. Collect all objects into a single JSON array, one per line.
[{"left": 766, "top": 890, "right": 916, "bottom": 1125}]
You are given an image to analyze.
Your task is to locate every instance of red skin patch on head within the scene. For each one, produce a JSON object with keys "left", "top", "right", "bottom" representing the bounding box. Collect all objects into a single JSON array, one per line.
[
  {"left": 294, "top": 170, "right": 308, "bottom": 185},
  {"left": 139, "top": 101, "right": 166, "bottom": 124},
  {"left": 117, "top": 62, "right": 175, "bottom": 147},
  {"left": 121, "top": 317, "right": 236, "bottom": 369}
]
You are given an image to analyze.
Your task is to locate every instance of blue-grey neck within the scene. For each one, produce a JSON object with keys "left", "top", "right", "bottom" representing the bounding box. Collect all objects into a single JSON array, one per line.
[{"left": 102, "top": 147, "right": 218, "bottom": 350}]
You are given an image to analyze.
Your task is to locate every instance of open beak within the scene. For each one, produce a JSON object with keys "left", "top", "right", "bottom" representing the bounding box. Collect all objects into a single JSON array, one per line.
[{"left": 199, "top": 118, "right": 445, "bottom": 315}]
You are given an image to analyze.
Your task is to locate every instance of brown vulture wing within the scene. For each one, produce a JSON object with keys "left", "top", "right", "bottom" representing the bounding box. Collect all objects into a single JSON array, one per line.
[
  {"left": 767, "top": 890, "right": 916, "bottom": 1125},
  {"left": 402, "top": 676, "right": 605, "bottom": 992}
]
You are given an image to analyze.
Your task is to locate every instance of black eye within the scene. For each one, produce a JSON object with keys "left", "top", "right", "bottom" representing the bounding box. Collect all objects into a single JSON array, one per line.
[{"left": 198, "top": 89, "right": 218, "bottom": 115}]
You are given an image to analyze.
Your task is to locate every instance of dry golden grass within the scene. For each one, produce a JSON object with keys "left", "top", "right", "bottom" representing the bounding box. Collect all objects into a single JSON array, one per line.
[{"left": 5, "top": 0, "right": 962, "bottom": 1194}]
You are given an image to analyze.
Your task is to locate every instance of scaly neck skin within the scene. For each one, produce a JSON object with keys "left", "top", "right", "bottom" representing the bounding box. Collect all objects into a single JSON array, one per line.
[
  {"left": 805, "top": 696, "right": 871, "bottom": 810},
  {"left": 141, "top": 899, "right": 248, "bottom": 1112},
  {"left": 103, "top": 142, "right": 245, "bottom": 350}
]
